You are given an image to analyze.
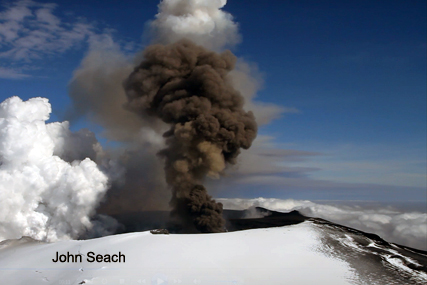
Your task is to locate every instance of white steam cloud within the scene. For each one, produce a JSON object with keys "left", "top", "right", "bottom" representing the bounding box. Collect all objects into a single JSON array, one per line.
[
  {"left": 218, "top": 197, "right": 427, "bottom": 250},
  {"left": 0, "top": 96, "right": 109, "bottom": 242},
  {"left": 150, "top": 0, "right": 240, "bottom": 51}
]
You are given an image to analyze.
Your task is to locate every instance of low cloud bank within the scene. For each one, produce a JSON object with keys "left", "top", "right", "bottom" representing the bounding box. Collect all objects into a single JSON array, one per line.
[{"left": 218, "top": 197, "right": 427, "bottom": 250}]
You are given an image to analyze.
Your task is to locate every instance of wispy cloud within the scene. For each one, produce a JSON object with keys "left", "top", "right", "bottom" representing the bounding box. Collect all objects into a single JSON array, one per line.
[
  {"left": 0, "top": 0, "right": 120, "bottom": 79},
  {"left": 0, "top": 66, "right": 30, "bottom": 79},
  {"left": 227, "top": 135, "right": 319, "bottom": 176},
  {"left": 290, "top": 142, "right": 427, "bottom": 189},
  {"left": 206, "top": 136, "right": 426, "bottom": 202}
]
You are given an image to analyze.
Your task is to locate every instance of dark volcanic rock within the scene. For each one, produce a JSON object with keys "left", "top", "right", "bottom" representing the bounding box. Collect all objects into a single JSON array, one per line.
[
  {"left": 110, "top": 207, "right": 308, "bottom": 234},
  {"left": 150, "top": 229, "right": 170, "bottom": 235},
  {"left": 226, "top": 207, "right": 308, "bottom": 231}
]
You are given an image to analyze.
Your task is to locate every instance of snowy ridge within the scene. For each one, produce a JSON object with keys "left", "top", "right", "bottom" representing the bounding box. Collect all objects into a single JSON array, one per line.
[
  {"left": 1, "top": 218, "right": 426, "bottom": 284},
  {"left": 1, "top": 221, "right": 354, "bottom": 285},
  {"left": 311, "top": 218, "right": 427, "bottom": 284}
]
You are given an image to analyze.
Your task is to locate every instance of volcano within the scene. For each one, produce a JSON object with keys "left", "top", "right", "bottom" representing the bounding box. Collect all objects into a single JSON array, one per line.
[{"left": 0, "top": 207, "right": 426, "bottom": 284}]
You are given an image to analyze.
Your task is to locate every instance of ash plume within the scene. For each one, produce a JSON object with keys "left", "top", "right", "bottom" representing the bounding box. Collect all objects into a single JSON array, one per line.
[
  {"left": 66, "top": 0, "right": 274, "bottom": 231},
  {"left": 124, "top": 39, "right": 257, "bottom": 232},
  {"left": 0, "top": 0, "right": 277, "bottom": 241}
]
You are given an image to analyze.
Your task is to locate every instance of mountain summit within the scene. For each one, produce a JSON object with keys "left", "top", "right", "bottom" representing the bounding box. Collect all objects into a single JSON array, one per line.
[{"left": 0, "top": 209, "right": 426, "bottom": 284}]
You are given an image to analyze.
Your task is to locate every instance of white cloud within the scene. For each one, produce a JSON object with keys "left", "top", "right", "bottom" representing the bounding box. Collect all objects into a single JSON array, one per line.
[
  {"left": 0, "top": 96, "right": 110, "bottom": 242},
  {"left": 0, "top": 0, "right": 121, "bottom": 79},
  {"left": 150, "top": 0, "right": 240, "bottom": 51},
  {"left": 218, "top": 197, "right": 427, "bottom": 250}
]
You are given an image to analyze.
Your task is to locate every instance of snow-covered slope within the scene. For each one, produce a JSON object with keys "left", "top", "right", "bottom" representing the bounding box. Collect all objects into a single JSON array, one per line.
[{"left": 0, "top": 220, "right": 426, "bottom": 285}]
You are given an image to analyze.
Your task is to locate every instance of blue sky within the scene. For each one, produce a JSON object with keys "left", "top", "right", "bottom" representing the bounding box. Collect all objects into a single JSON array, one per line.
[{"left": 1, "top": 0, "right": 426, "bottom": 203}]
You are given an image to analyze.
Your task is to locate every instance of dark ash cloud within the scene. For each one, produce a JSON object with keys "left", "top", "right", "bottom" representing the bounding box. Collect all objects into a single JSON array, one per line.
[{"left": 124, "top": 39, "right": 258, "bottom": 232}]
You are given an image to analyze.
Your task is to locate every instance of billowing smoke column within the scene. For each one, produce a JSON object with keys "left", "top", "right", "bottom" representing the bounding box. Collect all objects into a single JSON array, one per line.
[
  {"left": 67, "top": 0, "right": 266, "bottom": 231},
  {"left": 124, "top": 39, "right": 257, "bottom": 232},
  {"left": 0, "top": 0, "right": 263, "bottom": 240},
  {"left": 0, "top": 96, "right": 109, "bottom": 241},
  {"left": 67, "top": 0, "right": 245, "bottom": 216}
]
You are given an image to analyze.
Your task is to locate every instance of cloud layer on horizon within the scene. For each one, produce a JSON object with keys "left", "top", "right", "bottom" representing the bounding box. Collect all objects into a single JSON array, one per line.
[{"left": 218, "top": 197, "right": 427, "bottom": 250}]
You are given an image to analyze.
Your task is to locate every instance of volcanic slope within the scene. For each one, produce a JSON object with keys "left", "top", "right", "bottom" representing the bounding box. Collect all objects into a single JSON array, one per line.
[{"left": 0, "top": 209, "right": 426, "bottom": 284}]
